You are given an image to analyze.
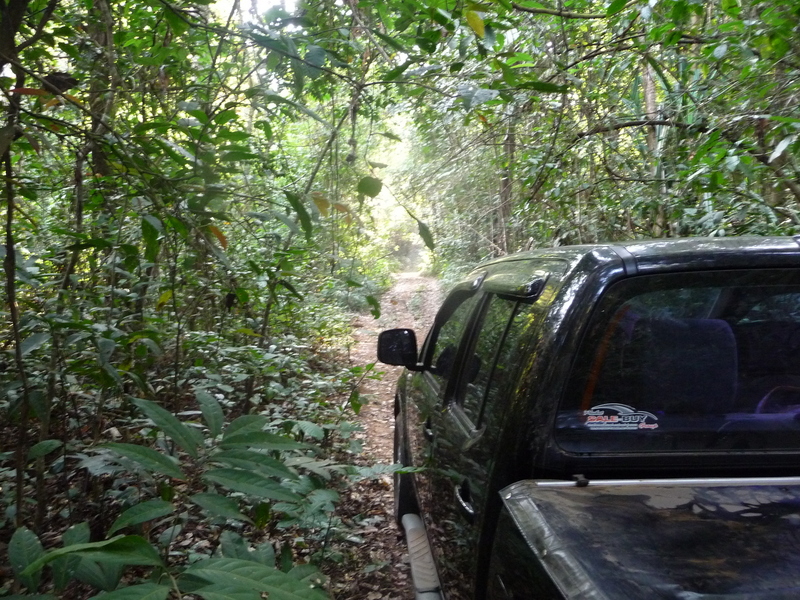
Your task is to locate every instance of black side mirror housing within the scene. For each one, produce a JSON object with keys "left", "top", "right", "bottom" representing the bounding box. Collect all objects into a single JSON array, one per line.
[{"left": 377, "top": 328, "right": 422, "bottom": 369}]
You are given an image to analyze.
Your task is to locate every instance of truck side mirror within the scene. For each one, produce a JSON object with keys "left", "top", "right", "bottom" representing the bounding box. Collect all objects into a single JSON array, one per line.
[{"left": 377, "top": 328, "right": 421, "bottom": 369}]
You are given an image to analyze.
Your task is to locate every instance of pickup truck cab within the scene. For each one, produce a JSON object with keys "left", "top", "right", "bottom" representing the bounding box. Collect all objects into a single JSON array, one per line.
[{"left": 377, "top": 237, "right": 800, "bottom": 600}]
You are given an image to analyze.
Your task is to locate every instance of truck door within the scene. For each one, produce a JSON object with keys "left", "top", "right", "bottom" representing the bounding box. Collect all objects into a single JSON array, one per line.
[
  {"left": 426, "top": 294, "right": 541, "bottom": 599},
  {"left": 405, "top": 287, "right": 482, "bottom": 522}
]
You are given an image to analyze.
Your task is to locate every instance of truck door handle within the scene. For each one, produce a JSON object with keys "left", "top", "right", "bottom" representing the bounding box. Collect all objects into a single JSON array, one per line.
[
  {"left": 455, "top": 479, "right": 475, "bottom": 524},
  {"left": 423, "top": 417, "right": 434, "bottom": 442}
]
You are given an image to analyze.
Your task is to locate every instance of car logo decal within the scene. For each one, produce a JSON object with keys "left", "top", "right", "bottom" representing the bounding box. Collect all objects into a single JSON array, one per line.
[{"left": 583, "top": 403, "right": 659, "bottom": 430}]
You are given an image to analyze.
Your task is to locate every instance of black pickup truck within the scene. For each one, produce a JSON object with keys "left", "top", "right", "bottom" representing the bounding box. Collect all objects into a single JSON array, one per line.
[{"left": 378, "top": 237, "right": 800, "bottom": 600}]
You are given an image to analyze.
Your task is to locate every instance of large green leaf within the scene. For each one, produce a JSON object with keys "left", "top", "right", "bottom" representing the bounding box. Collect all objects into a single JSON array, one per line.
[
  {"left": 204, "top": 469, "right": 302, "bottom": 502},
  {"left": 91, "top": 583, "right": 172, "bottom": 600},
  {"left": 191, "top": 493, "right": 252, "bottom": 523},
  {"left": 606, "top": 0, "right": 628, "bottom": 16},
  {"left": 219, "top": 531, "right": 254, "bottom": 561},
  {"left": 195, "top": 586, "right": 261, "bottom": 600},
  {"left": 108, "top": 499, "right": 175, "bottom": 535},
  {"left": 9, "top": 527, "right": 45, "bottom": 590},
  {"left": 141, "top": 215, "right": 162, "bottom": 263},
  {"left": 52, "top": 522, "right": 90, "bottom": 591},
  {"left": 417, "top": 220, "right": 435, "bottom": 250},
  {"left": 371, "top": 29, "right": 408, "bottom": 52},
  {"left": 104, "top": 443, "right": 186, "bottom": 480},
  {"left": 517, "top": 80, "right": 569, "bottom": 93},
  {"left": 22, "top": 536, "right": 163, "bottom": 576},
  {"left": 28, "top": 439, "right": 63, "bottom": 460},
  {"left": 183, "top": 558, "right": 329, "bottom": 600},
  {"left": 132, "top": 398, "right": 202, "bottom": 458},
  {"left": 196, "top": 390, "right": 225, "bottom": 437},
  {"left": 223, "top": 415, "right": 268, "bottom": 439},
  {"left": 74, "top": 559, "right": 124, "bottom": 592},
  {"left": 20, "top": 332, "right": 51, "bottom": 357},
  {"left": 219, "top": 431, "right": 306, "bottom": 451},
  {"left": 357, "top": 176, "right": 383, "bottom": 198},
  {"left": 283, "top": 191, "right": 312, "bottom": 240},
  {"left": 211, "top": 449, "right": 299, "bottom": 479}
]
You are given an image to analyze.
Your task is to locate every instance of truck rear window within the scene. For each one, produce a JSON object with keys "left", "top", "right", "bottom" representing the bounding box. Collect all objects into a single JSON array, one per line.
[{"left": 556, "top": 269, "right": 800, "bottom": 453}]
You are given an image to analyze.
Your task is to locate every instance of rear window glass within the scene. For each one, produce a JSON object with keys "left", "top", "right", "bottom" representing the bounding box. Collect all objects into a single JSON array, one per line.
[{"left": 556, "top": 269, "right": 800, "bottom": 453}]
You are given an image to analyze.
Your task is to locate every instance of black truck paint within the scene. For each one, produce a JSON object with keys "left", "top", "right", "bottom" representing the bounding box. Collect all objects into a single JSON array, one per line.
[{"left": 378, "top": 237, "right": 800, "bottom": 600}]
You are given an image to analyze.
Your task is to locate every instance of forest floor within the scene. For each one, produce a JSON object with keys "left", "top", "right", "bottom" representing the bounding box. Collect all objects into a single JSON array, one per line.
[{"left": 322, "top": 271, "right": 440, "bottom": 599}]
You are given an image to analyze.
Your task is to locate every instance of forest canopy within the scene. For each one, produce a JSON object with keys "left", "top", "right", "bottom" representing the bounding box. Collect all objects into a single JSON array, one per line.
[{"left": 1, "top": 0, "right": 798, "bottom": 596}]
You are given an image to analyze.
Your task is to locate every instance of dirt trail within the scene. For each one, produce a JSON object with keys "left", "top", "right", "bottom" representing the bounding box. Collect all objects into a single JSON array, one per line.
[{"left": 325, "top": 272, "right": 440, "bottom": 599}]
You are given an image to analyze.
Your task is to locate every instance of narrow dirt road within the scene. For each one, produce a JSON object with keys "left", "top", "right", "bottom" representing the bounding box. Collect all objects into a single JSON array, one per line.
[{"left": 325, "top": 272, "right": 440, "bottom": 599}]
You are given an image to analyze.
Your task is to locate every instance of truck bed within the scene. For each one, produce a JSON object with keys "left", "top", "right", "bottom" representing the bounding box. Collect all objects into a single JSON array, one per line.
[{"left": 500, "top": 477, "right": 800, "bottom": 599}]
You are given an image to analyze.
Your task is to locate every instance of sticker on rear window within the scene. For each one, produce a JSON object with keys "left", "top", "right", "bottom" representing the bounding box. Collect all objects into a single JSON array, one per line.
[{"left": 584, "top": 403, "right": 659, "bottom": 430}]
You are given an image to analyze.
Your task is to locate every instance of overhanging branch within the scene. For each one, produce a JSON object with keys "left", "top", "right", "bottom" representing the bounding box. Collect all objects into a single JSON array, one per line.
[{"left": 511, "top": 2, "right": 606, "bottom": 19}]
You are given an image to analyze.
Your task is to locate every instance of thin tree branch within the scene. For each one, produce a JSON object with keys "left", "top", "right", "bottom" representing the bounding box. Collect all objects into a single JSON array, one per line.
[
  {"left": 15, "top": 0, "right": 59, "bottom": 53},
  {"left": 511, "top": 2, "right": 606, "bottom": 19}
]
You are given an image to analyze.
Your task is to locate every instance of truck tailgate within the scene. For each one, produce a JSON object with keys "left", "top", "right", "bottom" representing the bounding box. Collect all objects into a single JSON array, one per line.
[{"left": 500, "top": 478, "right": 800, "bottom": 599}]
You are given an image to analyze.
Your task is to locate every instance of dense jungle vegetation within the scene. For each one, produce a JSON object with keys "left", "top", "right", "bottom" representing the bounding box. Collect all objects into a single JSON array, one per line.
[{"left": 1, "top": 0, "right": 798, "bottom": 596}]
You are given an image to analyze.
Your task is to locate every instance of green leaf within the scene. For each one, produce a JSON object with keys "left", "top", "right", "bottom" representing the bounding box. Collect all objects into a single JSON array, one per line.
[
  {"left": 379, "top": 131, "right": 401, "bottom": 142},
  {"left": 183, "top": 558, "right": 329, "bottom": 600},
  {"left": 293, "top": 421, "right": 324, "bottom": 440},
  {"left": 196, "top": 390, "right": 225, "bottom": 437},
  {"left": 109, "top": 499, "right": 175, "bottom": 535},
  {"left": 132, "top": 398, "right": 202, "bottom": 458},
  {"left": 204, "top": 469, "right": 302, "bottom": 502},
  {"left": 220, "top": 430, "right": 306, "bottom": 451},
  {"left": 517, "top": 80, "right": 569, "bottom": 93},
  {"left": 277, "top": 279, "right": 303, "bottom": 300},
  {"left": 721, "top": 0, "right": 739, "bottom": 17},
  {"left": 27, "top": 439, "right": 62, "bottom": 460},
  {"left": 224, "top": 415, "right": 268, "bottom": 439},
  {"left": 141, "top": 215, "right": 162, "bottom": 262},
  {"left": 20, "top": 332, "right": 50, "bottom": 356},
  {"left": 0, "top": 123, "right": 15, "bottom": 156},
  {"left": 211, "top": 449, "right": 299, "bottom": 479},
  {"left": 74, "top": 560, "right": 124, "bottom": 592},
  {"left": 52, "top": 522, "right": 90, "bottom": 591},
  {"left": 22, "top": 536, "right": 163, "bottom": 576},
  {"left": 283, "top": 191, "right": 313, "bottom": 240},
  {"left": 417, "top": 220, "right": 435, "bottom": 250},
  {"left": 219, "top": 531, "right": 253, "bottom": 561},
  {"left": 770, "top": 135, "right": 796, "bottom": 163},
  {"left": 349, "top": 389, "right": 362, "bottom": 415},
  {"left": 195, "top": 586, "right": 261, "bottom": 600},
  {"left": 365, "top": 296, "right": 381, "bottom": 320},
  {"left": 191, "top": 493, "right": 252, "bottom": 523},
  {"left": 163, "top": 5, "right": 189, "bottom": 35},
  {"left": 458, "top": 86, "right": 500, "bottom": 109},
  {"left": 357, "top": 176, "right": 383, "bottom": 198},
  {"left": 104, "top": 443, "right": 186, "bottom": 480},
  {"left": 214, "top": 109, "right": 239, "bottom": 125},
  {"left": 465, "top": 10, "right": 485, "bottom": 38},
  {"left": 371, "top": 30, "right": 408, "bottom": 52},
  {"left": 384, "top": 62, "right": 411, "bottom": 81},
  {"left": 9, "top": 527, "right": 45, "bottom": 590},
  {"left": 606, "top": 0, "right": 628, "bottom": 16},
  {"left": 304, "top": 45, "right": 326, "bottom": 79},
  {"left": 97, "top": 337, "right": 116, "bottom": 367},
  {"left": 92, "top": 583, "right": 171, "bottom": 600}
]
